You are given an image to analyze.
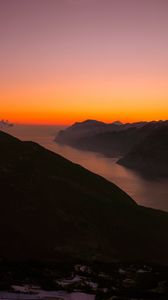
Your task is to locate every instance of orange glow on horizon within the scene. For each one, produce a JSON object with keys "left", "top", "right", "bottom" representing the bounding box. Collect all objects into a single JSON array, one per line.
[
  {"left": 2, "top": 109, "right": 168, "bottom": 126},
  {"left": 1, "top": 76, "right": 168, "bottom": 126},
  {"left": 1, "top": 0, "right": 168, "bottom": 126}
]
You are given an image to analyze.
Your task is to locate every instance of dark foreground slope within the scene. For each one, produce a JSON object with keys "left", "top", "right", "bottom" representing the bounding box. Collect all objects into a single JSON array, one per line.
[{"left": 0, "top": 130, "right": 168, "bottom": 264}]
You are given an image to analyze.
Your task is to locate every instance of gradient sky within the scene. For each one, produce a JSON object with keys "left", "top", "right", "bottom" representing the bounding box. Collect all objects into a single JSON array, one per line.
[{"left": 0, "top": 0, "right": 168, "bottom": 124}]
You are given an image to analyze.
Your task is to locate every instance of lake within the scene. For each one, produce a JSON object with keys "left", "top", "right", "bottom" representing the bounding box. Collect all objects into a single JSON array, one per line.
[{"left": 4, "top": 124, "right": 168, "bottom": 212}]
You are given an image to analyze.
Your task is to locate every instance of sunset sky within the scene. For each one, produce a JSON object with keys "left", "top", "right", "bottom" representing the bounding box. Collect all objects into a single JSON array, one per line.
[{"left": 0, "top": 0, "right": 168, "bottom": 124}]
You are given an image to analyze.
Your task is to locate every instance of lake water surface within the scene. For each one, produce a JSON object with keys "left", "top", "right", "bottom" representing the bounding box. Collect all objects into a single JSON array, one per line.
[{"left": 4, "top": 124, "right": 168, "bottom": 212}]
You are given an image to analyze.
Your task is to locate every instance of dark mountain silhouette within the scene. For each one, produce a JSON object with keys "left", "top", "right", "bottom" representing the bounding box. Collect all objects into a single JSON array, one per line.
[
  {"left": 0, "top": 130, "right": 168, "bottom": 264},
  {"left": 118, "top": 121, "right": 168, "bottom": 177},
  {"left": 56, "top": 119, "right": 112, "bottom": 144},
  {"left": 55, "top": 120, "right": 149, "bottom": 156},
  {"left": 56, "top": 120, "right": 168, "bottom": 176}
]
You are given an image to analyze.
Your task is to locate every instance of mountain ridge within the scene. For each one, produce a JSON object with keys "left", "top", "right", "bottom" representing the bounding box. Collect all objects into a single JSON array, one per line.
[
  {"left": 1, "top": 130, "right": 168, "bottom": 265},
  {"left": 55, "top": 120, "right": 168, "bottom": 177}
]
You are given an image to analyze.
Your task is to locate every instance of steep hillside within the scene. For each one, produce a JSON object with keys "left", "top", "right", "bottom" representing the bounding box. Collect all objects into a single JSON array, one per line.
[
  {"left": 118, "top": 123, "right": 168, "bottom": 177},
  {"left": 0, "top": 130, "right": 168, "bottom": 264}
]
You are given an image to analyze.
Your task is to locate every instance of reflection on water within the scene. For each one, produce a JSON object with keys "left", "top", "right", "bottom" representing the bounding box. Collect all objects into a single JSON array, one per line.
[{"left": 5, "top": 125, "right": 168, "bottom": 212}]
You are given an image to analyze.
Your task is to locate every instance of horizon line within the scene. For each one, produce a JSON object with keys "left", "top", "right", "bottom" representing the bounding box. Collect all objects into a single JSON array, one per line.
[{"left": 6, "top": 118, "right": 168, "bottom": 127}]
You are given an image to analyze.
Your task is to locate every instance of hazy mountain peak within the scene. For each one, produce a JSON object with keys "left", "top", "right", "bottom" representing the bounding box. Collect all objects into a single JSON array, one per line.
[
  {"left": 73, "top": 119, "right": 105, "bottom": 126},
  {"left": 111, "top": 121, "right": 123, "bottom": 125},
  {"left": 0, "top": 119, "right": 13, "bottom": 128}
]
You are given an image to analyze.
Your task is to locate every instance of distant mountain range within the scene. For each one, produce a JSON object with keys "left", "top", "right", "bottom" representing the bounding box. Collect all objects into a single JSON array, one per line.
[
  {"left": 0, "top": 130, "right": 168, "bottom": 265},
  {"left": 55, "top": 120, "right": 168, "bottom": 177},
  {"left": 0, "top": 119, "right": 13, "bottom": 128},
  {"left": 56, "top": 119, "right": 147, "bottom": 146},
  {"left": 118, "top": 121, "right": 168, "bottom": 177}
]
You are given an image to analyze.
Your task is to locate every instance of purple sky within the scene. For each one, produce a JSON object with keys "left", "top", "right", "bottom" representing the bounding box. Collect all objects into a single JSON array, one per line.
[{"left": 0, "top": 0, "right": 168, "bottom": 124}]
